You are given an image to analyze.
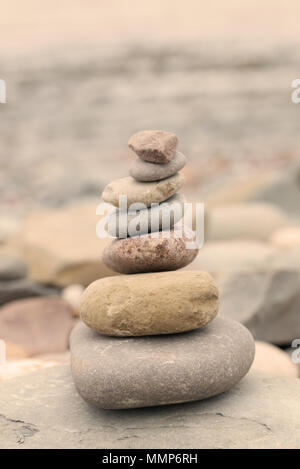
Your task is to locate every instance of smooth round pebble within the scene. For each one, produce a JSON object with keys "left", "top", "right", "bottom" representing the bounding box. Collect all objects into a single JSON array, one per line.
[
  {"left": 102, "top": 174, "right": 184, "bottom": 208},
  {"left": 107, "top": 192, "right": 185, "bottom": 237},
  {"left": 129, "top": 151, "right": 186, "bottom": 182},
  {"left": 80, "top": 271, "right": 219, "bottom": 336},
  {"left": 128, "top": 130, "right": 178, "bottom": 164},
  {"left": 102, "top": 228, "right": 199, "bottom": 274},
  {"left": 70, "top": 316, "right": 254, "bottom": 409}
]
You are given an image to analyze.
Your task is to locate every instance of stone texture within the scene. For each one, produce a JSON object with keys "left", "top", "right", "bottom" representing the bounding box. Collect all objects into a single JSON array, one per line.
[
  {"left": 218, "top": 268, "right": 300, "bottom": 344},
  {"left": 252, "top": 341, "right": 298, "bottom": 378},
  {"left": 1, "top": 365, "right": 300, "bottom": 448},
  {"left": 10, "top": 200, "right": 116, "bottom": 287},
  {"left": 184, "top": 240, "right": 277, "bottom": 278},
  {"left": 102, "top": 228, "right": 199, "bottom": 274},
  {"left": 0, "top": 297, "right": 76, "bottom": 356},
  {"left": 0, "top": 359, "right": 66, "bottom": 381},
  {"left": 62, "top": 284, "right": 84, "bottom": 317},
  {"left": 0, "top": 255, "right": 27, "bottom": 280},
  {"left": 102, "top": 174, "right": 184, "bottom": 208},
  {"left": 0, "top": 217, "right": 20, "bottom": 244},
  {"left": 80, "top": 271, "right": 218, "bottom": 336},
  {"left": 107, "top": 192, "right": 185, "bottom": 237},
  {"left": 249, "top": 162, "right": 300, "bottom": 216},
  {"left": 128, "top": 130, "right": 178, "bottom": 164},
  {"left": 130, "top": 151, "right": 186, "bottom": 182},
  {"left": 0, "top": 278, "right": 59, "bottom": 307},
  {"left": 71, "top": 317, "right": 254, "bottom": 409},
  {"left": 270, "top": 226, "right": 300, "bottom": 248},
  {"left": 206, "top": 203, "right": 287, "bottom": 241},
  {"left": 5, "top": 342, "right": 29, "bottom": 360},
  {"left": 204, "top": 173, "right": 277, "bottom": 208}
]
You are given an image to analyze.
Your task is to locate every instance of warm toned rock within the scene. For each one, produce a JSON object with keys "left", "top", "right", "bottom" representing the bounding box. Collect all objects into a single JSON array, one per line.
[
  {"left": 0, "top": 297, "right": 75, "bottom": 356},
  {"left": 128, "top": 130, "right": 178, "bottom": 164},
  {"left": 206, "top": 203, "right": 287, "bottom": 241},
  {"left": 184, "top": 240, "right": 277, "bottom": 277},
  {"left": 0, "top": 256, "right": 27, "bottom": 280},
  {"left": 103, "top": 228, "right": 198, "bottom": 274},
  {"left": 130, "top": 151, "right": 186, "bottom": 182},
  {"left": 71, "top": 317, "right": 254, "bottom": 409},
  {"left": 107, "top": 192, "right": 185, "bottom": 237},
  {"left": 249, "top": 162, "right": 300, "bottom": 216},
  {"left": 36, "top": 351, "right": 70, "bottom": 363},
  {"left": 252, "top": 341, "right": 298, "bottom": 378},
  {"left": 102, "top": 174, "right": 184, "bottom": 209},
  {"left": 270, "top": 226, "right": 300, "bottom": 248},
  {"left": 10, "top": 200, "right": 116, "bottom": 287},
  {"left": 0, "top": 358, "right": 65, "bottom": 381},
  {"left": 0, "top": 217, "right": 19, "bottom": 244},
  {"left": 80, "top": 271, "right": 218, "bottom": 336},
  {"left": 62, "top": 284, "right": 84, "bottom": 317},
  {"left": 5, "top": 342, "right": 29, "bottom": 360}
]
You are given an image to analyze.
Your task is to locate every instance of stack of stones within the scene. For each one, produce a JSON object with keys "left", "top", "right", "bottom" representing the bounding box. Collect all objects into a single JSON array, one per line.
[{"left": 70, "top": 130, "right": 255, "bottom": 410}]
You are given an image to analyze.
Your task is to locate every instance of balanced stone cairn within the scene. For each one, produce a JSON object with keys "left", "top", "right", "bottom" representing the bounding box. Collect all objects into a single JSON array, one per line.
[{"left": 70, "top": 130, "right": 255, "bottom": 409}]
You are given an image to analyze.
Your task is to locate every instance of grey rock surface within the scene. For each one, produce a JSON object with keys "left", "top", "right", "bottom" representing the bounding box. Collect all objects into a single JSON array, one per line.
[
  {"left": 206, "top": 203, "right": 287, "bottom": 241},
  {"left": 0, "top": 278, "right": 59, "bottom": 307},
  {"left": 218, "top": 268, "right": 300, "bottom": 345},
  {"left": 250, "top": 163, "right": 300, "bottom": 216},
  {"left": 107, "top": 192, "right": 185, "bottom": 237},
  {"left": 102, "top": 174, "right": 184, "bottom": 209},
  {"left": 0, "top": 256, "right": 27, "bottom": 280},
  {"left": 70, "top": 317, "right": 254, "bottom": 408},
  {"left": 130, "top": 151, "right": 186, "bottom": 182},
  {"left": 0, "top": 365, "right": 300, "bottom": 448}
]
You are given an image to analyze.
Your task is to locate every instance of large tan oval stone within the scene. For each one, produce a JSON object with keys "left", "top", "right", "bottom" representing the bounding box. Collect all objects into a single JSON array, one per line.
[
  {"left": 80, "top": 271, "right": 219, "bottom": 336},
  {"left": 102, "top": 174, "right": 184, "bottom": 208}
]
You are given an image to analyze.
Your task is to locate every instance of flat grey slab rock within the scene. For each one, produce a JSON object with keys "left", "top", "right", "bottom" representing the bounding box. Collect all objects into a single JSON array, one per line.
[
  {"left": 0, "top": 365, "right": 300, "bottom": 449},
  {"left": 218, "top": 267, "right": 300, "bottom": 345}
]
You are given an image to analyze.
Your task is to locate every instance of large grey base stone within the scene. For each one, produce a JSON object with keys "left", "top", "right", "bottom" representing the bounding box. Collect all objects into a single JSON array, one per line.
[{"left": 0, "top": 365, "right": 300, "bottom": 448}]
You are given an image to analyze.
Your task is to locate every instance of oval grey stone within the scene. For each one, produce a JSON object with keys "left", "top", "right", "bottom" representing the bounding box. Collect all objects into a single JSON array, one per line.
[
  {"left": 130, "top": 151, "right": 186, "bottom": 182},
  {"left": 107, "top": 192, "right": 185, "bottom": 237},
  {"left": 70, "top": 317, "right": 255, "bottom": 409}
]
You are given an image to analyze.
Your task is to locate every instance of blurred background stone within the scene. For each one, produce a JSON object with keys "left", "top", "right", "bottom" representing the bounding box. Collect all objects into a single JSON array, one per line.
[
  {"left": 9, "top": 201, "right": 117, "bottom": 287},
  {"left": 252, "top": 341, "right": 298, "bottom": 378},
  {"left": 0, "top": 297, "right": 76, "bottom": 356},
  {"left": 206, "top": 203, "right": 287, "bottom": 242}
]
